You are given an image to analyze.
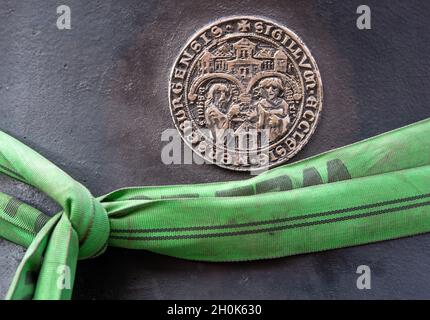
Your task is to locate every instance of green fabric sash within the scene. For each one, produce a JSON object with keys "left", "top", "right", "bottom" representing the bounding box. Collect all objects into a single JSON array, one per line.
[{"left": 1, "top": 118, "right": 430, "bottom": 299}]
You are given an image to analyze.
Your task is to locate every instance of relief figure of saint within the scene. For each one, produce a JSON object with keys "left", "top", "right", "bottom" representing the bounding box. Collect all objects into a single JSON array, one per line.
[
  {"left": 249, "top": 77, "right": 290, "bottom": 142},
  {"left": 204, "top": 83, "right": 240, "bottom": 139}
]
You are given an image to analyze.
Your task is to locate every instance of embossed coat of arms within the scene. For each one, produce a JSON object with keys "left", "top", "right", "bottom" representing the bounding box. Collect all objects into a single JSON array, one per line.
[{"left": 169, "top": 17, "right": 323, "bottom": 171}]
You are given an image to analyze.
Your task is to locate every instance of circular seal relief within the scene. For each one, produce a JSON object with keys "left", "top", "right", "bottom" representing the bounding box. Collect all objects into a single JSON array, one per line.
[{"left": 169, "top": 16, "right": 323, "bottom": 171}]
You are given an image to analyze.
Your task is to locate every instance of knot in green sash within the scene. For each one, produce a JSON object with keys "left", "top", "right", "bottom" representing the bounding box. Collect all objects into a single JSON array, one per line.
[
  {"left": 1, "top": 118, "right": 430, "bottom": 299},
  {"left": 58, "top": 185, "right": 110, "bottom": 260}
]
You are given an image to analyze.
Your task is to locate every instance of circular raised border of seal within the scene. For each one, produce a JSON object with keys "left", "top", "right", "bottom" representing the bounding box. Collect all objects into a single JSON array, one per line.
[{"left": 169, "top": 16, "right": 323, "bottom": 171}]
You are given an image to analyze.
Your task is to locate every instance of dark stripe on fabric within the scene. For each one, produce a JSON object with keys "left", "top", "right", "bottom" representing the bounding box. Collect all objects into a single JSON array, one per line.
[
  {"left": 0, "top": 163, "right": 25, "bottom": 181},
  {"left": 161, "top": 194, "right": 200, "bottom": 199},
  {"left": 129, "top": 195, "right": 153, "bottom": 200},
  {"left": 78, "top": 198, "right": 95, "bottom": 245},
  {"left": 111, "top": 192, "right": 430, "bottom": 234},
  {"left": 110, "top": 201, "right": 430, "bottom": 241},
  {"left": 303, "top": 167, "right": 323, "bottom": 187},
  {"left": 0, "top": 151, "right": 14, "bottom": 170},
  {"left": 256, "top": 175, "right": 293, "bottom": 194},
  {"left": 216, "top": 185, "right": 254, "bottom": 197},
  {"left": 4, "top": 197, "right": 21, "bottom": 217},
  {"left": 33, "top": 213, "right": 50, "bottom": 233},
  {"left": 327, "top": 159, "right": 352, "bottom": 182},
  {"left": 0, "top": 214, "right": 36, "bottom": 236}
]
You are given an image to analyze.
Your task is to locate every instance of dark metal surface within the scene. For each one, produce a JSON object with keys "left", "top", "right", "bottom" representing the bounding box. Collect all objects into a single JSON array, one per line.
[{"left": 1, "top": 0, "right": 430, "bottom": 299}]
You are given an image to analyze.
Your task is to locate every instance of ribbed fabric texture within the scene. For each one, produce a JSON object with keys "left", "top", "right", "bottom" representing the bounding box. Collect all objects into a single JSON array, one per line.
[{"left": 0, "top": 118, "right": 430, "bottom": 299}]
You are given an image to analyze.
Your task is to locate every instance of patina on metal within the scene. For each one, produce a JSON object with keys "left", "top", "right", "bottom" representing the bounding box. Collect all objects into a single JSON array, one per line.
[{"left": 169, "top": 16, "right": 323, "bottom": 171}]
